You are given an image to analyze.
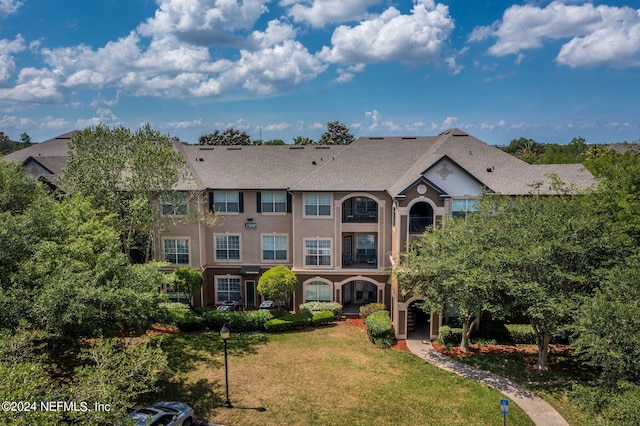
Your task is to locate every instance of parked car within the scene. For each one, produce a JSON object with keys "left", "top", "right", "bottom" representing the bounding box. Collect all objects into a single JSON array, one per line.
[{"left": 126, "top": 401, "right": 194, "bottom": 426}]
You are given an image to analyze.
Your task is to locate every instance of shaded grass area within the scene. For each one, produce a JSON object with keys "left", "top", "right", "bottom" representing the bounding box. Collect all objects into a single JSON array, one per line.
[
  {"left": 454, "top": 348, "right": 603, "bottom": 426},
  {"left": 150, "top": 325, "right": 534, "bottom": 426}
]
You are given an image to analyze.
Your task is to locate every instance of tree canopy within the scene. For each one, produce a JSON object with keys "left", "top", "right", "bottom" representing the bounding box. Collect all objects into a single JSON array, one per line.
[
  {"left": 257, "top": 266, "right": 297, "bottom": 308},
  {"left": 319, "top": 121, "right": 354, "bottom": 145},
  {"left": 198, "top": 128, "right": 252, "bottom": 145}
]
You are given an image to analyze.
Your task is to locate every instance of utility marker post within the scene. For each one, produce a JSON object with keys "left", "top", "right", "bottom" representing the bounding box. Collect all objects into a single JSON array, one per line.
[{"left": 500, "top": 399, "right": 509, "bottom": 426}]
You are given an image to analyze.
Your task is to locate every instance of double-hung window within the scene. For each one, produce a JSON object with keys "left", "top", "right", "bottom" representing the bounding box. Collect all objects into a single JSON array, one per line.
[
  {"left": 262, "top": 235, "right": 287, "bottom": 261},
  {"left": 452, "top": 198, "right": 479, "bottom": 218},
  {"left": 212, "top": 191, "right": 241, "bottom": 213},
  {"left": 261, "top": 191, "right": 287, "bottom": 213},
  {"left": 164, "top": 239, "right": 189, "bottom": 264},
  {"left": 161, "top": 192, "right": 187, "bottom": 216},
  {"left": 304, "top": 193, "right": 331, "bottom": 216},
  {"left": 305, "top": 239, "right": 331, "bottom": 266},
  {"left": 216, "top": 277, "right": 241, "bottom": 303},
  {"left": 215, "top": 235, "right": 240, "bottom": 260}
]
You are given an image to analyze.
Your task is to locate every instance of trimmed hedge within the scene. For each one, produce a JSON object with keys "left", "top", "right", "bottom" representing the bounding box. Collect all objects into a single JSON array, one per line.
[
  {"left": 359, "top": 303, "right": 386, "bottom": 320},
  {"left": 504, "top": 324, "right": 536, "bottom": 344},
  {"left": 264, "top": 312, "right": 312, "bottom": 332},
  {"left": 312, "top": 310, "right": 335, "bottom": 326},
  {"left": 199, "top": 308, "right": 274, "bottom": 332},
  {"left": 364, "top": 310, "right": 393, "bottom": 348},
  {"left": 299, "top": 302, "right": 343, "bottom": 319},
  {"left": 160, "top": 303, "right": 206, "bottom": 332},
  {"left": 437, "top": 325, "right": 462, "bottom": 346}
]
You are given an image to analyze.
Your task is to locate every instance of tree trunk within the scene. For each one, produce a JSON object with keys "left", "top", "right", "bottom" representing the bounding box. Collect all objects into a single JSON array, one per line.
[
  {"left": 534, "top": 332, "right": 551, "bottom": 371},
  {"left": 460, "top": 315, "right": 478, "bottom": 353}
]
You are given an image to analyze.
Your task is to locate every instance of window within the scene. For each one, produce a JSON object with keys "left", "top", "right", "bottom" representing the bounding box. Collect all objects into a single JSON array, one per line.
[
  {"left": 212, "top": 191, "right": 242, "bottom": 213},
  {"left": 305, "top": 193, "right": 331, "bottom": 216},
  {"left": 355, "top": 234, "right": 376, "bottom": 263},
  {"left": 164, "top": 239, "right": 189, "bottom": 264},
  {"left": 216, "top": 277, "right": 241, "bottom": 303},
  {"left": 305, "top": 281, "right": 331, "bottom": 302},
  {"left": 261, "top": 191, "right": 287, "bottom": 213},
  {"left": 262, "top": 235, "right": 287, "bottom": 261},
  {"left": 452, "top": 198, "right": 479, "bottom": 218},
  {"left": 305, "top": 239, "right": 331, "bottom": 266},
  {"left": 161, "top": 192, "right": 187, "bottom": 215},
  {"left": 215, "top": 235, "right": 240, "bottom": 260}
]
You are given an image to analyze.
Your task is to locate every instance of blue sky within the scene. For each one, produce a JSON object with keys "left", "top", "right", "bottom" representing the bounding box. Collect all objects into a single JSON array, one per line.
[{"left": 0, "top": 0, "right": 639, "bottom": 145}]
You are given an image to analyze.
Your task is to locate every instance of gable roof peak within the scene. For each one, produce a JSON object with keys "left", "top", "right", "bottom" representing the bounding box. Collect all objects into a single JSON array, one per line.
[{"left": 439, "top": 128, "right": 469, "bottom": 137}]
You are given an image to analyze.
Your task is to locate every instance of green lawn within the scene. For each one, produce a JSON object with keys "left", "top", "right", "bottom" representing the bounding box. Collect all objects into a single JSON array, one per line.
[{"left": 150, "top": 324, "right": 534, "bottom": 426}]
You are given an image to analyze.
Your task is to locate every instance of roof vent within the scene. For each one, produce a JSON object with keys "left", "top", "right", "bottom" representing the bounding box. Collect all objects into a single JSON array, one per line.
[
  {"left": 487, "top": 166, "right": 494, "bottom": 172},
  {"left": 226, "top": 147, "right": 241, "bottom": 150},
  {"left": 197, "top": 158, "right": 204, "bottom": 162},
  {"left": 401, "top": 137, "right": 417, "bottom": 140},
  {"left": 369, "top": 137, "right": 384, "bottom": 140},
  {"left": 289, "top": 146, "right": 304, "bottom": 150},
  {"left": 315, "top": 146, "right": 330, "bottom": 149},
  {"left": 312, "top": 160, "right": 317, "bottom": 165},
  {"left": 199, "top": 147, "right": 215, "bottom": 151}
]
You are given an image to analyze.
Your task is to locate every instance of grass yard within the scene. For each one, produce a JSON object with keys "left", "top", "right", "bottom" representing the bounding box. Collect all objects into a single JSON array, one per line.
[{"left": 150, "top": 324, "right": 534, "bottom": 426}]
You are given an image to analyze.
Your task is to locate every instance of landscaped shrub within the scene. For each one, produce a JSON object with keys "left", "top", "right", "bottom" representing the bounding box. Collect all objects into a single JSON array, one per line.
[
  {"left": 437, "top": 325, "right": 462, "bottom": 347},
  {"left": 264, "top": 312, "right": 312, "bottom": 332},
  {"left": 364, "top": 310, "right": 393, "bottom": 348},
  {"left": 477, "top": 322, "right": 511, "bottom": 343},
  {"left": 312, "top": 310, "right": 335, "bottom": 326},
  {"left": 505, "top": 324, "right": 536, "bottom": 344},
  {"left": 160, "top": 302, "right": 205, "bottom": 331},
  {"left": 299, "top": 302, "right": 343, "bottom": 319},
  {"left": 199, "top": 309, "right": 274, "bottom": 332},
  {"left": 359, "top": 303, "right": 386, "bottom": 319}
]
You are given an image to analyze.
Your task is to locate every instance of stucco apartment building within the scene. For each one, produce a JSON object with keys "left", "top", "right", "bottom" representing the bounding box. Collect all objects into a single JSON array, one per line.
[{"left": 5, "top": 128, "right": 594, "bottom": 339}]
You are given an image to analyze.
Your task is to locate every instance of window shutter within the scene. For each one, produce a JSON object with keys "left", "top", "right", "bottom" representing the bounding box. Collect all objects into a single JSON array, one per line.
[
  {"left": 208, "top": 192, "right": 214, "bottom": 212},
  {"left": 286, "top": 192, "right": 292, "bottom": 213},
  {"left": 239, "top": 192, "right": 244, "bottom": 213},
  {"left": 256, "top": 192, "right": 262, "bottom": 213}
]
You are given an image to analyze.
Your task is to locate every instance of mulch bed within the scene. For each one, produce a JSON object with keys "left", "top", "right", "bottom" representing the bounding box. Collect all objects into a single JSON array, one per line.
[{"left": 338, "top": 316, "right": 410, "bottom": 352}]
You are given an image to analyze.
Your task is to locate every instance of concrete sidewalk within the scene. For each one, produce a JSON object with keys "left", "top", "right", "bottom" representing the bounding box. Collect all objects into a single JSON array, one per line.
[{"left": 405, "top": 333, "right": 569, "bottom": 426}]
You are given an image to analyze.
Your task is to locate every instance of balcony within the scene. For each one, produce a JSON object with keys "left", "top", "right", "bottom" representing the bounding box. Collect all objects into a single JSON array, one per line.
[
  {"left": 342, "top": 207, "right": 378, "bottom": 223},
  {"left": 409, "top": 216, "right": 433, "bottom": 234}
]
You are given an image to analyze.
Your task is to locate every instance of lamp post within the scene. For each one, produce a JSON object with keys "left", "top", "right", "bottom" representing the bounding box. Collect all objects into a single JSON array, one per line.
[{"left": 220, "top": 325, "right": 233, "bottom": 409}]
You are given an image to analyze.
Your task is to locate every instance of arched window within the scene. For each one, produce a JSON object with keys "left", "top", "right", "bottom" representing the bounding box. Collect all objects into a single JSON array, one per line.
[
  {"left": 305, "top": 281, "right": 331, "bottom": 302},
  {"left": 409, "top": 202, "right": 433, "bottom": 234}
]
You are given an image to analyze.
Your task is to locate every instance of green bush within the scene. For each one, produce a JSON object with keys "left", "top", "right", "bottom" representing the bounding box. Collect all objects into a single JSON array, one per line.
[
  {"left": 364, "top": 310, "right": 393, "bottom": 348},
  {"left": 312, "top": 310, "right": 335, "bottom": 326},
  {"left": 264, "top": 312, "right": 312, "bottom": 332},
  {"left": 359, "top": 303, "right": 386, "bottom": 319},
  {"left": 160, "top": 302, "right": 205, "bottom": 332},
  {"left": 437, "top": 325, "right": 462, "bottom": 346},
  {"left": 505, "top": 324, "right": 536, "bottom": 344},
  {"left": 299, "top": 302, "right": 343, "bottom": 319},
  {"left": 199, "top": 309, "right": 274, "bottom": 332}
]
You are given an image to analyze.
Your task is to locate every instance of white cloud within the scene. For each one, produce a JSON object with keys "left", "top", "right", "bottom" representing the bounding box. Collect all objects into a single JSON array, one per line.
[
  {"left": 0, "top": 67, "right": 64, "bottom": 103},
  {"left": 0, "top": 0, "right": 22, "bottom": 16},
  {"left": 167, "top": 119, "right": 203, "bottom": 129},
  {"left": 318, "top": 0, "right": 454, "bottom": 65},
  {"left": 283, "top": 0, "right": 380, "bottom": 28},
  {"left": 265, "top": 122, "right": 291, "bottom": 131},
  {"left": 138, "top": 0, "right": 270, "bottom": 45},
  {"left": 332, "top": 63, "right": 365, "bottom": 84},
  {"left": 431, "top": 116, "right": 458, "bottom": 130},
  {"left": 0, "top": 35, "right": 25, "bottom": 81},
  {"left": 365, "top": 109, "right": 400, "bottom": 132},
  {"left": 471, "top": 2, "right": 640, "bottom": 68}
]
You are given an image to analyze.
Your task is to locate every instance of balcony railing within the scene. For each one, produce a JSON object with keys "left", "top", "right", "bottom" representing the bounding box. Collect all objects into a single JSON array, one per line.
[
  {"left": 342, "top": 251, "right": 377, "bottom": 268},
  {"left": 409, "top": 216, "right": 433, "bottom": 234},
  {"left": 342, "top": 208, "right": 378, "bottom": 223}
]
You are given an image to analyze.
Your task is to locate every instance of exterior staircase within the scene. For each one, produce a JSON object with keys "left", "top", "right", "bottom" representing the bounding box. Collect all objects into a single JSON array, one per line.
[{"left": 407, "top": 308, "right": 415, "bottom": 333}]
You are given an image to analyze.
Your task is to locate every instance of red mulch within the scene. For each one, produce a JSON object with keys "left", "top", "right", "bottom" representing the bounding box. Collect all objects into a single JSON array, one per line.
[{"left": 145, "top": 323, "right": 181, "bottom": 335}]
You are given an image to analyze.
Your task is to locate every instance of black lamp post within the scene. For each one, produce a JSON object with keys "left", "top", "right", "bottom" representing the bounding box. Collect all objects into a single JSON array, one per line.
[{"left": 220, "top": 325, "right": 233, "bottom": 409}]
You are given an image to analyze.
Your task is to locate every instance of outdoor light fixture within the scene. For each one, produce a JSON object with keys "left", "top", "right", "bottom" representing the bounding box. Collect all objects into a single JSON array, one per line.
[{"left": 220, "top": 325, "right": 233, "bottom": 409}]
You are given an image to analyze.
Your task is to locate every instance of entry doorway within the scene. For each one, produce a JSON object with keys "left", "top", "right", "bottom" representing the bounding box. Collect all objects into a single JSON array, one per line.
[{"left": 407, "top": 300, "right": 430, "bottom": 336}]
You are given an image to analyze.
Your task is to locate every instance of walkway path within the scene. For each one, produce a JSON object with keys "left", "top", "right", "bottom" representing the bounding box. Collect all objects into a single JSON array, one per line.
[{"left": 405, "top": 331, "right": 569, "bottom": 426}]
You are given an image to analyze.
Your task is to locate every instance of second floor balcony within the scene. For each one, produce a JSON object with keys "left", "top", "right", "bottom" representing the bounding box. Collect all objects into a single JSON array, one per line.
[{"left": 342, "top": 196, "right": 378, "bottom": 223}]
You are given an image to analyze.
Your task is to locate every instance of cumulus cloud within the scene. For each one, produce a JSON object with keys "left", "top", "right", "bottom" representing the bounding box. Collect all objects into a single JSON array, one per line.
[
  {"left": 365, "top": 109, "right": 401, "bottom": 132},
  {"left": 0, "top": 0, "right": 22, "bottom": 16},
  {"left": 283, "top": 0, "right": 380, "bottom": 28},
  {"left": 167, "top": 119, "right": 203, "bottom": 129},
  {"left": 265, "top": 122, "right": 291, "bottom": 131},
  {"left": 0, "top": 35, "right": 25, "bottom": 81},
  {"left": 470, "top": 2, "right": 640, "bottom": 68},
  {"left": 318, "top": 0, "right": 454, "bottom": 65}
]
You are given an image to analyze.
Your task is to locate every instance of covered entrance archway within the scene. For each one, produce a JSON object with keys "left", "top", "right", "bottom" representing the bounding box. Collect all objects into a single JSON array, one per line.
[{"left": 407, "top": 300, "right": 430, "bottom": 337}]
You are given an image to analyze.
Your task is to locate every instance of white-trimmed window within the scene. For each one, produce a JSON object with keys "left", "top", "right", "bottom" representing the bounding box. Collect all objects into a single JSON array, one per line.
[
  {"left": 304, "top": 193, "right": 331, "bottom": 217},
  {"left": 215, "top": 235, "right": 240, "bottom": 260},
  {"left": 305, "top": 281, "right": 331, "bottom": 302},
  {"left": 162, "top": 192, "right": 187, "bottom": 216},
  {"left": 216, "top": 276, "right": 241, "bottom": 303},
  {"left": 262, "top": 235, "right": 287, "bottom": 261},
  {"left": 212, "top": 191, "right": 241, "bottom": 213},
  {"left": 452, "top": 198, "right": 479, "bottom": 218},
  {"left": 304, "top": 239, "right": 331, "bottom": 266},
  {"left": 164, "top": 238, "right": 189, "bottom": 264},
  {"left": 261, "top": 191, "right": 287, "bottom": 213}
]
